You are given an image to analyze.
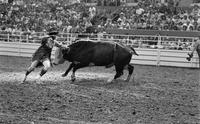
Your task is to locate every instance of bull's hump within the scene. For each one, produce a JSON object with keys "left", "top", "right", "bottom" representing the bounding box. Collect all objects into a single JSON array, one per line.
[
  {"left": 75, "top": 39, "right": 97, "bottom": 43},
  {"left": 71, "top": 40, "right": 95, "bottom": 45},
  {"left": 69, "top": 40, "right": 95, "bottom": 49},
  {"left": 69, "top": 40, "right": 115, "bottom": 52}
]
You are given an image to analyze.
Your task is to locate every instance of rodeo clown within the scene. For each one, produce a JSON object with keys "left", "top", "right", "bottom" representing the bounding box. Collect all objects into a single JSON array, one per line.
[
  {"left": 23, "top": 30, "right": 64, "bottom": 83},
  {"left": 186, "top": 36, "right": 200, "bottom": 63}
]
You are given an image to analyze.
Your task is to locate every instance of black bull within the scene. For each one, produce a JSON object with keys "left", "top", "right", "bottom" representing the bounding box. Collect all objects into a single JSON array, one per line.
[{"left": 53, "top": 40, "right": 139, "bottom": 82}]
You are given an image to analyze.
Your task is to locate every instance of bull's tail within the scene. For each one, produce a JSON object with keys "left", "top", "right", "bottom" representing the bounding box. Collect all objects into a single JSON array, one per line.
[
  {"left": 130, "top": 47, "right": 139, "bottom": 56},
  {"left": 116, "top": 42, "right": 139, "bottom": 56}
]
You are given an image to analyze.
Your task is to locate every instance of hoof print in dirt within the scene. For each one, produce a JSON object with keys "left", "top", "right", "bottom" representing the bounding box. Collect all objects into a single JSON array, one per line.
[{"left": 132, "top": 111, "right": 136, "bottom": 115}]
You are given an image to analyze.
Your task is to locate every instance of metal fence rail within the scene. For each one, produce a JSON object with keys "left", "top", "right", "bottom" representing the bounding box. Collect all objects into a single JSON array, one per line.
[{"left": 0, "top": 31, "right": 199, "bottom": 68}]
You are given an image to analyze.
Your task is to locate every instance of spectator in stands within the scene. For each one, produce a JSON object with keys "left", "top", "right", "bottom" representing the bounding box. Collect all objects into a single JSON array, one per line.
[
  {"left": 84, "top": 18, "right": 92, "bottom": 28},
  {"left": 89, "top": 6, "right": 96, "bottom": 19},
  {"left": 104, "top": 18, "right": 113, "bottom": 29},
  {"left": 97, "top": 26, "right": 105, "bottom": 41},
  {"left": 117, "top": 12, "right": 126, "bottom": 24}
]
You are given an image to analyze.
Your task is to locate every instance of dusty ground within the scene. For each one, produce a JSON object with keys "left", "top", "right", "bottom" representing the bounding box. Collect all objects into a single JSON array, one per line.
[{"left": 0, "top": 55, "right": 199, "bottom": 124}]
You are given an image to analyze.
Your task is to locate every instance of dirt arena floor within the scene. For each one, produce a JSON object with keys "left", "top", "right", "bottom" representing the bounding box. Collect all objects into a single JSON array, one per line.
[{"left": 0, "top": 55, "right": 199, "bottom": 124}]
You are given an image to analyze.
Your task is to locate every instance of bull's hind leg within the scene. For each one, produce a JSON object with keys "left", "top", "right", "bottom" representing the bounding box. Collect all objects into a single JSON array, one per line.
[
  {"left": 126, "top": 64, "right": 134, "bottom": 82},
  {"left": 107, "top": 65, "right": 124, "bottom": 83}
]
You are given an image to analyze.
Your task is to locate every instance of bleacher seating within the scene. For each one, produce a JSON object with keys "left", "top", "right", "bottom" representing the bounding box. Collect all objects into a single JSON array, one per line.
[{"left": 0, "top": 0, "right": 200, "bottom": 33}]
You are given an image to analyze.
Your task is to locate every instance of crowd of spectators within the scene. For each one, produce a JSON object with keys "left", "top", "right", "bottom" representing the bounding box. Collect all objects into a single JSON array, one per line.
[
  {"left": 103, "top": 1, "right": 200, "bottom": 31},
  {"left": 0, "top": 0, "right": 200, "bottom": 50},
  {"left": 0, "top": 0, "right": 200, "bottom": 33},
  {"left": 0, "top": 0, "right": 93, "bottom": 33}
]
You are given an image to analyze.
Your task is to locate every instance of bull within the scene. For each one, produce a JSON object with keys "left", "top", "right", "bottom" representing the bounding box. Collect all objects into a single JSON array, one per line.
[{"left": 53, "top": 40, "right": 139, "bottom": 82}]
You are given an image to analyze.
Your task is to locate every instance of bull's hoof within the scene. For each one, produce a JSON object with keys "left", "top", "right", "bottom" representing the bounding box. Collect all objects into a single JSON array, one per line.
[
  {"left": 22, "top": 80, "right": 26, "bottom": 83},
  {"left": 22, "top": 76, "right": 27, "bottom": 83},
  {"left": 71, "top": 78, "right": 76, "bottom": 82},
  {"left": 20, "top": 81, "right": 27, "bottom": 84},
  {"left": 61, "top": 73, "right": 67, "bottom": 77},
  {"left": 71, "top": 74, "right": 76, "bottom": 82}
]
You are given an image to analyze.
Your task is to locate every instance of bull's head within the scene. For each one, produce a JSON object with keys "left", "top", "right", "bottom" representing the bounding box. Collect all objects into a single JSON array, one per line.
[{"left": 53, "top": 46, "right": 70, "bottom": 65}]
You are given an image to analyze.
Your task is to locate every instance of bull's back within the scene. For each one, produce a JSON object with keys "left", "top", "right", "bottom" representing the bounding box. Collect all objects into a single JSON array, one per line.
[
  {"left": 92, "top": 42, "right": 115, "bottom": 66},
  {"left": 92, "top": 41, "right": 132, "bottom": 66},
  {"left": 66, "top": 41, "right": 115, "bottom": 66}
]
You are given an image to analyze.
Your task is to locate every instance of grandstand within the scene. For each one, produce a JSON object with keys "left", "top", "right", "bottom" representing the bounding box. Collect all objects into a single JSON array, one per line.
[{"left": 0, "top": 0, "right": 200, "bottom": 32}]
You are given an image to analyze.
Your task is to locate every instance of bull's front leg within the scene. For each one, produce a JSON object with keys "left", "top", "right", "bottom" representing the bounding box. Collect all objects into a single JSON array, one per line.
[
  {"left": 71, "top": 66, "right": 77, "bottom": 82},
  {"left": 70, "top": 63, "right": 88, "bottom": 82},
  {"left": 71, "top": 72, "right": 76, "bottom": 82},
  {"left": 62, "top": 63, "right": 74, "bottom": 77}
]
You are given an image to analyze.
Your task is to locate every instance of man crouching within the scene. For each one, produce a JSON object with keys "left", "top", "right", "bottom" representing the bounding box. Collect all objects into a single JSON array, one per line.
[{"left": 23, "top": 30, "right": 63, "bottom": 83}]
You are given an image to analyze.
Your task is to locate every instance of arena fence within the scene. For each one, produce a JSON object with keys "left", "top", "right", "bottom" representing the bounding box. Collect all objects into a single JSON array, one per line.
[{"left": 0, "top": 31, "right": 199, "bottom": 68}]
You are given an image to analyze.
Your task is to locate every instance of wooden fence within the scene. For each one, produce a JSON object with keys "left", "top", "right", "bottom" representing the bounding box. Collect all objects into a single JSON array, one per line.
[
  {"left": 0, "top": 31, "right": 199, "bottom": 68},
  {"left": 0, "top": 42, "right": 199, "bottom": 68}
]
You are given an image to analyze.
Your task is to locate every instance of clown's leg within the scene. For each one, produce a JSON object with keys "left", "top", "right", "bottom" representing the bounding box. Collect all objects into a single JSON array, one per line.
[
  {"left": 23, "top": 60, "right": 39, "bottom": 82},
  {"left": 39, "top": 59, "right": 51, "bottom": 78}
]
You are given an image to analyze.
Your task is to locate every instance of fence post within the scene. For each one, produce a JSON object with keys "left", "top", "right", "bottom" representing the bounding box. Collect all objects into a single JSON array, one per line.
[
  {"left": 190, "top": 37, "right": 198, "bottom": 68},
  {"left": 26, "top": 34, "right": 29, "bottom": 43},
  {"left": 7, "top": 33, "right": 10, "bottom": 42},
  {"left": 157, "top": 35, "right": 161, "bottom": 66},
  {"left": 190, "top": 38, "right": 194, "bottom": 68},
  {"left": 18, "top": 32, "right": 22, "bottom": 56}
]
